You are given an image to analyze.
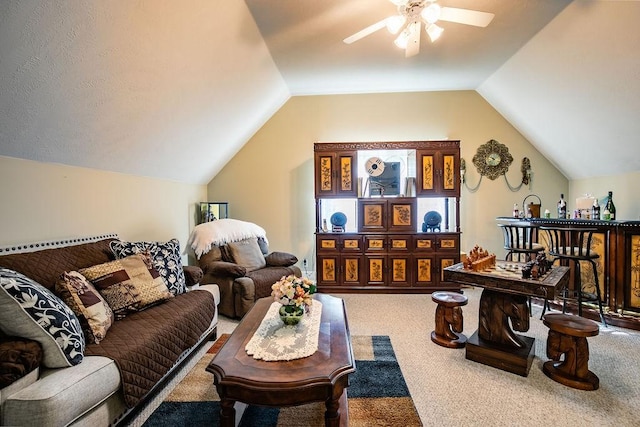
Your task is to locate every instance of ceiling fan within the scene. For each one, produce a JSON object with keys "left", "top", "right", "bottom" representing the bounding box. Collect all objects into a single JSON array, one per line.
[{"left": 343, "top": 0, "right": 495, "bottom": 58}]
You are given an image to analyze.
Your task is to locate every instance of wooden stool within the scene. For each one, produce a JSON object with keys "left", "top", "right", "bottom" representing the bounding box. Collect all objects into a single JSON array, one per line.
[
  {"left": 542, "top": 313, "right": 600, "bottom": 390},
  {"left": 431, "top": 291, "right": 468, "bottom": 348}
]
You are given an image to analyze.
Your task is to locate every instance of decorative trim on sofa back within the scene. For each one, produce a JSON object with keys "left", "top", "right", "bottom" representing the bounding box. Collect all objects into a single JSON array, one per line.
[{"left": 0, "top": 234, "right": 119, "bottom": 255}]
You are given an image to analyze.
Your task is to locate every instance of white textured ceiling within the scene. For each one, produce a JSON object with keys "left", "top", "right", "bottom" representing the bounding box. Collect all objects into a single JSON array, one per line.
[{"left": 1, "top": 1, "right": 638, "bottom": 184}]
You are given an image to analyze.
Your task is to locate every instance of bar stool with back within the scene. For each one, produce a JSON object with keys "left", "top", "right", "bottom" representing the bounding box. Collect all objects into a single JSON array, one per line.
[
  {"left": 539, "top": 226, "right": 607, "bottom": 326},
  {"left": 498, "top": 221, "right": 545, "bottom": 263}
]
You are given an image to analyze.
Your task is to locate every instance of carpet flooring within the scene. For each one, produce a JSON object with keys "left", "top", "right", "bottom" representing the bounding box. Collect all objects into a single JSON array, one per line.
[
  {"left": 142, "top": 334, "right": 422, "bottom": 426},
  {"left": 129, "top": 289, "right": 640, "bottom": 426}
]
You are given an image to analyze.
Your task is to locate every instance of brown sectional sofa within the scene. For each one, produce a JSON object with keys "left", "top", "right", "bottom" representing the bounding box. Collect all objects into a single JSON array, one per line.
[{"left": 0, "top": 235, "right": 219, "bottom": 426}]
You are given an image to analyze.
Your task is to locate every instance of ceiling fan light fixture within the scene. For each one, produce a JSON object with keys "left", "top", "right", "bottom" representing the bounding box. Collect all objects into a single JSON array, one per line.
[
  {"left": 426, "top": 23, "right": 444, "bottom": 42},
  {"left": 394, "top": 28, "right": 411, "bottom": 49},
  {"left": 386, "top": 15, "right": 406, "bottom": 34},
  {"left": 421, "top": 3, "right": 441, "bottom": 24}
]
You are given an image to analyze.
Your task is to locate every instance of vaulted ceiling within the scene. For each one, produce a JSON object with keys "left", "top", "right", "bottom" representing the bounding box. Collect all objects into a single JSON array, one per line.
[{"left": 1, "top": 1, "right": 638, "bottom": 184}]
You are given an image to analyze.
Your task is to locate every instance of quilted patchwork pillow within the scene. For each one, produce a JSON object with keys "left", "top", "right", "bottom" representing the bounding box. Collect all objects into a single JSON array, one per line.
[
  {"left": 56, "top": 271, "right": 114, "bottom": 344},
  {"left": 110, "top": 239, "right": 187, "bottom": 295},
  {"left": 0, "top": 268, "right": 85, "bottom": 368},
  {"left": 79, "top": 254, "right": 173, "bottom": 320}
]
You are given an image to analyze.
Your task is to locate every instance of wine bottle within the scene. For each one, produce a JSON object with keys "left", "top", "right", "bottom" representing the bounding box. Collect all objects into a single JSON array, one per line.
[
  {"left": 591, "top": 198, "right": 600, "bottom": 220},
  {"left": 557, "top": 194, "right": 567, "bottom": 219},
  {"left": 513, "top": 203, "right": 519, "bottom": 218},
  {"left": 604, "top": 191, "right": 616, "bottom": 220}
]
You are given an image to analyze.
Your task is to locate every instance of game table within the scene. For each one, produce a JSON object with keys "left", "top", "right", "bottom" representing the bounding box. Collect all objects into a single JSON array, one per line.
[{"left": 444, "top": 261, "right": 570, "bottom": 376}]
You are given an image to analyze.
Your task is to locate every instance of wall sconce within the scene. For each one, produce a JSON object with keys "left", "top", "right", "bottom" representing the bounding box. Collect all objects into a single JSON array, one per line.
[
  {"left": 521, "top": 157, "right": 532, "bottom": 186},
  {"left": 461, "top": 155, "right": 532, "bottom": 192}
]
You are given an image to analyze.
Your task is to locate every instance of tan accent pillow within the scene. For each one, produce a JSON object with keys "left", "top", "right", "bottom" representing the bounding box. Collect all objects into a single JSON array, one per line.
[
  {"left": 224, "top": 238, "right": 266, "bottom": 272},
  {"left": 56, "top": 271, "right": 114, "bottom": 344},
  {"left": 79, "top": 254, "right": 173, "bottom": 320}
]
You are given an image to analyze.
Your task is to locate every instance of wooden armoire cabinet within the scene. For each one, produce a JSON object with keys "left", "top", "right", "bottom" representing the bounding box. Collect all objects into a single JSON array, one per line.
[{"left": 314, "top": 141, "right": 461, "bottom": 294}]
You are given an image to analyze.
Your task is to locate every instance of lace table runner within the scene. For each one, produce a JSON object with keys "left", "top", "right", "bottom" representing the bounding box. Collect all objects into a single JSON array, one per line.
[{"left": 245, "top": 301, "right": 323, "bottom": 361}]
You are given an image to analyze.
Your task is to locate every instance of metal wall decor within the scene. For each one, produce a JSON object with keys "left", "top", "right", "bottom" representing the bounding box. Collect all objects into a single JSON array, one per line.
[
  {"left": 472, "top": 139, "right": 513, "bottom": 180},
  {"left": 461, "top": 140, "right": 532, "bottom": 192}
]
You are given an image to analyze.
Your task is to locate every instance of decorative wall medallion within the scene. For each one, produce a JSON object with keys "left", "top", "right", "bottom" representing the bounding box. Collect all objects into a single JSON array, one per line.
[{"left": 472, "top": 140, "right": 513, "bottom": 180}]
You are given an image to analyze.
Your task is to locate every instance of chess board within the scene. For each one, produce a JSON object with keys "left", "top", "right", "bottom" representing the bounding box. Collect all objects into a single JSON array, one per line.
[{"left": 444, "top": 262, "right": 570, "bottom": 299}]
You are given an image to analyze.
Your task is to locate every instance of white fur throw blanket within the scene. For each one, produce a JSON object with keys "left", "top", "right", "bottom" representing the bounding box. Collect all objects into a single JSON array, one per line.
[{"left": 187, "top": 219, "right": 268, "bottom": 258}]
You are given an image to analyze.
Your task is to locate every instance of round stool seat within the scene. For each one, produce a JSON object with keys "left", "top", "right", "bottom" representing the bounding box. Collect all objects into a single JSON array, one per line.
[
  {"left": 431, "top": 292, "right": 467, "bottom": 349},
  {"left": 432, "top": 291, "right": 468, "bottom": 307},
  {"left": 541, "top": 313, "right": 600, "bottom": 390},
  {"left": 543, "top": 313, "right": 599, "bottom": 338}
]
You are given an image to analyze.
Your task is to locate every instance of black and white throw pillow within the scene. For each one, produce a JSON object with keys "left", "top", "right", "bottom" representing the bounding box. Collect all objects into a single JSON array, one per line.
[{"left": 0, "top": 268, "right": 85, "bottom": 368}]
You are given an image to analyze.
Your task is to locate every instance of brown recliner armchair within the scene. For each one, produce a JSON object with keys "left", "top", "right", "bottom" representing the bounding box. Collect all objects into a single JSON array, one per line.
[{"left": 197, "top": 236, "right": 301, "bottom": 318}]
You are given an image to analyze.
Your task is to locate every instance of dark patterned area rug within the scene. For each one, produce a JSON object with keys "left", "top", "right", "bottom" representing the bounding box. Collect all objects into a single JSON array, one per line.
[{"left": 143, "top": 334, "right": 422, "bottom": 426}]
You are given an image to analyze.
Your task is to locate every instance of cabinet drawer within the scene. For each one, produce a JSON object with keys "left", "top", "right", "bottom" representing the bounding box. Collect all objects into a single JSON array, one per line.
[
  {"left": 414, "top": 236, "right": 435, "bottom": 252},
  {"left": 317, "top": 236, "right": 339, "bottom": 252},
  {"left": 437, "top": 234, "right": 459, "bottom": 251},
  {"left": 389, "top": 235, "right": 411, "bottom": 252},
  {"left": 364, "top": 235, "right": 386, "bottom": 252}
]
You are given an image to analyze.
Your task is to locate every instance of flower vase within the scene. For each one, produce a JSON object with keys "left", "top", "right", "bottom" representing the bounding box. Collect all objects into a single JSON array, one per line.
[{"left": 279, "top": 304, "right": 305, "bottom": 326}]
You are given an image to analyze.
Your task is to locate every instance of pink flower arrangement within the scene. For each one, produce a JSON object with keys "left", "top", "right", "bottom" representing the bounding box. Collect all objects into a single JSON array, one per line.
[{"left": 271, "top": 275, "right": 316, "bottom": 310}]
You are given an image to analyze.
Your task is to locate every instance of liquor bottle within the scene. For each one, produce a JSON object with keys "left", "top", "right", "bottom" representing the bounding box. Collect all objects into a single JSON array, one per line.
[
  {"left": 591, "top": 198, "right": 601, "bottom": 220},
  {"left": 557, "top": 194, "right": 567, "bottom": 219},
  {"left": 526, "top": 203, "right": 533, "bottom": 218},
  {"left": 604, "top": 191, "right": 616, "bottom": 220},
  {"left": 513, "top": 203, "right": 519, "bottom": 218}
]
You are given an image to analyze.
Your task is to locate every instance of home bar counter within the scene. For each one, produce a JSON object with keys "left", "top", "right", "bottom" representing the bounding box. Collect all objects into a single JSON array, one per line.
[{"left": 496, "top": 217, "right": 640, "bottom": 330}]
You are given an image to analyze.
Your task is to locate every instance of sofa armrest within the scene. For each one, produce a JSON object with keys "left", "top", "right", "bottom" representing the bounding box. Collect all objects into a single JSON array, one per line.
[
  {"left": 204, "top": 261, "right": 247, "bottom": 278},
  {"left": 183, "top": 265, "right": 204, "bottom": 287},
  {"left": 265, "top": 252, "right": 298, "bottom": 267}
]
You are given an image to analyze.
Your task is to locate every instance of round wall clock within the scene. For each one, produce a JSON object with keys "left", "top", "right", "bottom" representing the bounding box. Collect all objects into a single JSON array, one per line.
[{"left": 472, "top": 139, "right": 513, "bottom": 180}]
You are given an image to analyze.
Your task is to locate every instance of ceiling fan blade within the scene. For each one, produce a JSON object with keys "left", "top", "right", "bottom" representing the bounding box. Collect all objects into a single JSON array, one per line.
[
  {"left": 440, "top": 7, "right": 495, "bottom": 28},
  {"left": 405, "top": 21, "right": 420, "bottom": 58},
  {"left": 343, "top": 18, "right": 388, "bottom": 44}
]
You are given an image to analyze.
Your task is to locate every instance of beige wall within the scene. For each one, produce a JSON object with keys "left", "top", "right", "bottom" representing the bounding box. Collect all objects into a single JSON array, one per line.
[
  {"left": 570, "top": 171, "right": 640, "bottom": 221},
  {"left": 0, "top": 156, "right": 206, "bottom": 263},
  {"left": 208, "top": 91, "right": 569, "bottom": 269}
]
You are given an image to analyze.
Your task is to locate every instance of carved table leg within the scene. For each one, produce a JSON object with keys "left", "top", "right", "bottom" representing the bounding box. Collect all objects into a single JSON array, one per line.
[
  {"left": 219, "top": 398, "right": 236, "bottom": 427},
  {"left": 324, "top": 393, "right": 341, "bottom": 427},
  {"left": 478, "top": 289, "right": 530, "bottom": 348}
]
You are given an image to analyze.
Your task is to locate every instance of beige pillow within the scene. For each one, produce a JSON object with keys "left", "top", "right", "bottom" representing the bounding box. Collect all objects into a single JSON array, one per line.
[
  {"left": 225, "top": 238, "right": 266, "bottom": 272},
  {"left": 56, "top": 271, "right": 114, "bottom": 344},
  {"left": 79, "top": 254, "right": 173, "bottom": 320}
]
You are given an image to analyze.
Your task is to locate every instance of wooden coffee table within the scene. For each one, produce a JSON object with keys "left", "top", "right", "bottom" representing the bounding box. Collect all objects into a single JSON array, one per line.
[{"left": 206, "top": 293, "right": 355, "bottom": 427}]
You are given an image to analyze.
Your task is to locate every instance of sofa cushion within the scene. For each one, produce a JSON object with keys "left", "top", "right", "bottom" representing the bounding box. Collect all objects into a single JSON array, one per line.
[
  {"left": 56, "top": 271, "right": 114, "bottom": 344},
  {"left": 0, "top": 268, "right": 84, "bottom": 368},
  {"left": 2, "top": 355, "right": 120, "bottom": 427},
  {"left": 84, "top": 290, "right": 216, "bottom": 408},
  {"left": 265, "top": 251, "right": 298, "bottom": 267},
  {"left": 0, "top": 337, "right": 42, "bottom": 388},
  {"left": 109, "top": 239, "right": 187, "bottom": 295},
  {"left": 223, "top": 238, "right": 266, "bottom": 272},
  {"left": 79, "top": 254, "right": 172, "bottom": 320}
]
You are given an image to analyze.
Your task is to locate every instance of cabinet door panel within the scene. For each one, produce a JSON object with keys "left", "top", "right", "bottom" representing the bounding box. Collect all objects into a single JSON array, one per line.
[
  {"left": 414, "top": 255, "right": 435, "bottom": 286},
  {"left": 318, "top": 255, "right": 339, "bottom": 285},
  {"left": 437, "top": 255, "right": 459, "bottom": 284},
  {"left": 366, "top": 256, "right": 386, "bottom": 285},
  {"left": 342, "top": 256, "right": 362, "bottom": 284},
  {"left": 390, "top": 255, "right": 411, "bottom": 286}
]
